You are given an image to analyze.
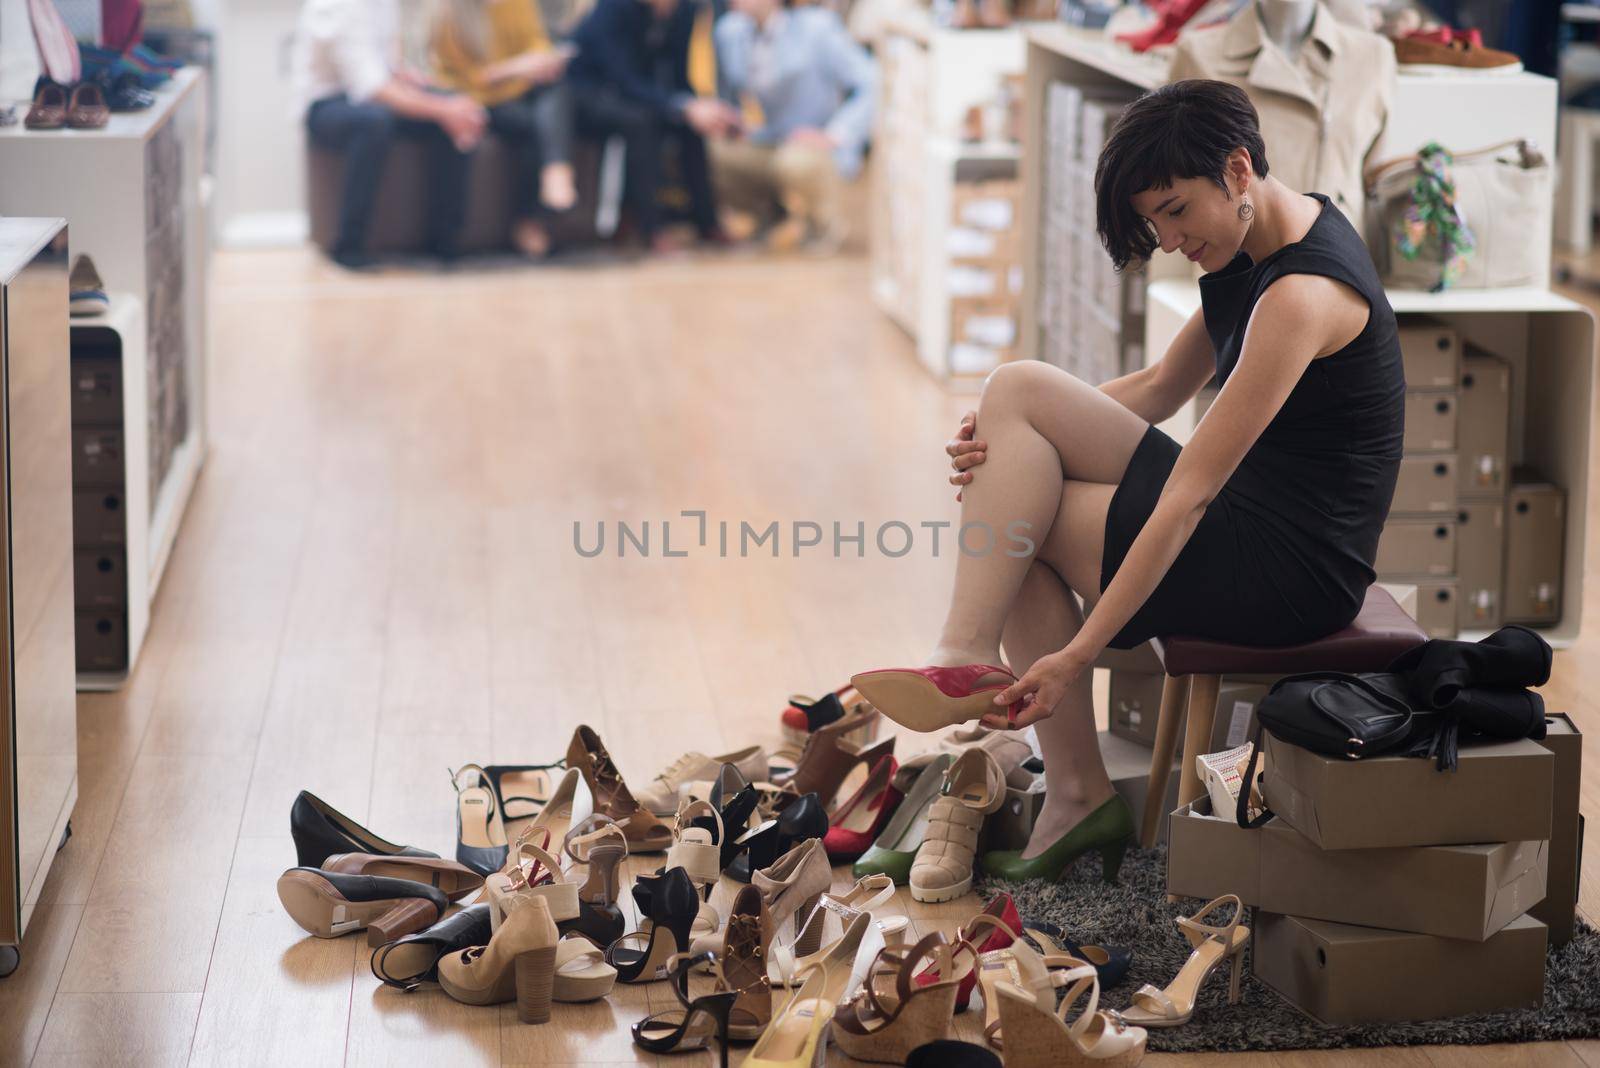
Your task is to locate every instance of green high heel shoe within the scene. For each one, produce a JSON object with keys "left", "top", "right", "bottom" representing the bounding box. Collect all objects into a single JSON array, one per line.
[
  {"left": 852, "top": 754, "right": 954, "bottom": 885},
  {"left": 979, "top": 795, "right": 1135, "bottom": 884}
]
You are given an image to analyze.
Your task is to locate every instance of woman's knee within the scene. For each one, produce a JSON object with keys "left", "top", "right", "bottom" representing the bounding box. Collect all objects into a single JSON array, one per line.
[{"left": 980, "top": 360, "right": 1066, "bottom": 418}]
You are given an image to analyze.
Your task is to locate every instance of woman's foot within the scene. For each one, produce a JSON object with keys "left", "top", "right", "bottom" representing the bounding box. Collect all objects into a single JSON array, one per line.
[
  {"left": 541, "top": 163, "right": 577, "bottom": 212},
  {"left": 979, "top": 793, "right": 1134, "bottom": 884},
  {"left": 1022, "top": 788, "right": 1115, "bottom": 860},
  {"left": 512, "top": 219, "right": 551, "bottom": 259}
]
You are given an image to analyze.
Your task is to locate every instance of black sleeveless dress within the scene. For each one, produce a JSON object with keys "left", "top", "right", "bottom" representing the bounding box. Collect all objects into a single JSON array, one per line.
[{"left": 1098, "top": 193, "right": 1405, "bottom": 649}]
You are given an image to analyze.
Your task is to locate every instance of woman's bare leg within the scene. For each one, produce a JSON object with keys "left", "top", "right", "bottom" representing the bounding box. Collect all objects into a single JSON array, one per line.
[
  {"left": 929, "top": 362, "right": 1147, "bottom": 674},
  {"left": 1001, "top": 481, "right": 1119, "bottom": 856}
]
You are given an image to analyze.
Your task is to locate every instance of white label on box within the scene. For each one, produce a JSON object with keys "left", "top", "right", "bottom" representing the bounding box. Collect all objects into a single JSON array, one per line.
[
  {"left": 948, "top": 267, "right": 998, "bottom": 297},
  {"left": 950, "top": 343, "right": 1002, "bottom": 375},
  {"left": 1225, "top": 699, "right": 1256, "bottom": 748},
  {"left": 964, "top": 313, "right": 1017, "bottom": 348},
  {"left": 960, "top": 198, "right": 1015, "bottom": 231},
  {"left": 947, "top": 227, "right": 998, "bottom": 258}
]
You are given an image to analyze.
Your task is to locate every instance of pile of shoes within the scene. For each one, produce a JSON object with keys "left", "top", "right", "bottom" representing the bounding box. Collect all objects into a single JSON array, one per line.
[{"left": 273, "top": 695, "right": 1156, "bottom": 1062}]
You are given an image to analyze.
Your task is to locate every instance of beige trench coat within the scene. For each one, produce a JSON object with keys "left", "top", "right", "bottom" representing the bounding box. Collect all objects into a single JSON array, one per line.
[{"left": 1168, "top": 3, "right": 1396, "bottom": 238}]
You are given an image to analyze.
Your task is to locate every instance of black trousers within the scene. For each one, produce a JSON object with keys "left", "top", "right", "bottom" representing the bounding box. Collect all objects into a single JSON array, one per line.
[
  {"left": 307, "top": 93, "right": 470, "bottom": 257},
  {"left": 572, "top": 86, "right": 717, "bottom": 239},
  {"left": 487, "top": 82, "right": 575, "bottom": 219}
]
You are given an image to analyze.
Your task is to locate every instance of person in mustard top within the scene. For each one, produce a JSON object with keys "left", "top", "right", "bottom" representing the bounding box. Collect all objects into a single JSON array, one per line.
[{"left": 433, "top": 0, "right": 578, "bottom": 257}]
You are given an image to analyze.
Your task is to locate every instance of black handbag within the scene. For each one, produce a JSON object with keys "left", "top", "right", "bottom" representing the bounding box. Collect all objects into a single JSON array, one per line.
[{"left": 1233, "top": 671, "right": 1426, "bottom": 828}]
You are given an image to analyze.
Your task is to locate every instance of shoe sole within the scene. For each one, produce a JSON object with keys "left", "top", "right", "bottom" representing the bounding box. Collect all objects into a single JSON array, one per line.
[
  {"left": 276, "top": 870, "right": 434, "bottom": 943},
  {"left": 849, "top": 671, "right": 1008, "bottom": 733},
  {"left": 909, "top": 872, "right": 972, "bottom": 904},
  {"left": 1397, "top": 61, "right": 1523, "bottom": 75}
]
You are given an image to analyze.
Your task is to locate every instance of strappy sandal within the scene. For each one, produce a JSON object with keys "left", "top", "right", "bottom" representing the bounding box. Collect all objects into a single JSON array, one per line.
[
  {"left": 994, "top": 963, "right": 1147, "bottom": 1067},
  {"left": 632, "top": 952, "right": 741, "bottom": 1067},
  {"left": 832, "top": 933, "right": 971, "bottom": 1064},
  {"left": 556, "top": 815, "right": 628, "bottom": 948},
  {"left": 605, "top": 865, "right": 698, "bottom": 983},
  {"left": 483, "top": 841, "right": 577, "bottom": 932},
  {"left": 551, "top": 935, "right": 617, "bottom": 1002},
  {"left": 968, "top": 915, "right": 1078, "bottom": 1051},
  {"left": 1025, "top": 923, "right": 1132, "bottom": 988},
  {"left": 1118, "top": 894, "right": 1249, "bottom": 1028},
  {"left": 718, "top": 884, "right": 775, "bottom": 1040}
]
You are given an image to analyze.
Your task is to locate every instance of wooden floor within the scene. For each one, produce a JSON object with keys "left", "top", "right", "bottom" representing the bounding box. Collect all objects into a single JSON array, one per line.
[{"left": 3, "top": 246, "right": 1600, "bottom": 1066}]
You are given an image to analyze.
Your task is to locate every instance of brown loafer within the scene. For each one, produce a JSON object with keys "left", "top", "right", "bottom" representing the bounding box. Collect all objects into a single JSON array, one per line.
[
  {"left": 24, "top": 79, "right": 66, "bottom": 129},
  {"left": 66, "top": 81, "right": 109, "bottom": 129}
]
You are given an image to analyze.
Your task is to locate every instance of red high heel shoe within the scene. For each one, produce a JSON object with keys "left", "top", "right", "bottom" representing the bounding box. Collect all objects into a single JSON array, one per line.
[
  {"left": 823, "top": 755, "right": 903, "bottom": 864},
  {"left": 916, "top": 892, "right": 1023, "bottom": 1012},
  {"left": 850, "top": 664, "right": 1020, "bottom": 733},
  {"left": 1115, "top": 0, "right": 1209, "bottom": 52}
]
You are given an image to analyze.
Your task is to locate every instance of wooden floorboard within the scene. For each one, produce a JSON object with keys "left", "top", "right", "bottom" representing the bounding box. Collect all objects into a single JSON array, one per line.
[{"left": 0, "top": 247, "right": 1592, "bottom": 1064}]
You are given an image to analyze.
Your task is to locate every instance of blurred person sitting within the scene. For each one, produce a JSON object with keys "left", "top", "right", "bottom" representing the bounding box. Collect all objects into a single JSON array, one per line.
[
  {"left": 712, "top": 0, "right": 876, "bottom": 251},
  {"left": 433, "top": 0, "right": 578, "bottom": 258},
  {"left": 292, "top": 0, "right": 488, "bottom": 268},
  {"left": 566, "top": 0, "right": 739, "bottom": 251}
]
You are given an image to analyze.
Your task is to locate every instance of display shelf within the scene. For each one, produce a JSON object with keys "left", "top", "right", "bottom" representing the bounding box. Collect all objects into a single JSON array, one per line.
[
  {"left": 869, "top": 17, "right": 1026, "bottom": 382},
  {"left": 0, "top": 71, "right": 210, "bottom": 687}
]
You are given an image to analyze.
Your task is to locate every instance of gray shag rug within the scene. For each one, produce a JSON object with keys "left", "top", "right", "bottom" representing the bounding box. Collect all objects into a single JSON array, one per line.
[{"left": 977, "top": 845, "right": 1600, "bottom": 1053}]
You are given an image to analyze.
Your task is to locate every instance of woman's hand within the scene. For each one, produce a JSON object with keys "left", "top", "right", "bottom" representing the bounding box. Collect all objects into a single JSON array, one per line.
[
  {"left": 979, "top": 643, "right": 1096, "bottom": 730},
  {"left": 946, "top": 410, "right": 986, "bottom": 502}
]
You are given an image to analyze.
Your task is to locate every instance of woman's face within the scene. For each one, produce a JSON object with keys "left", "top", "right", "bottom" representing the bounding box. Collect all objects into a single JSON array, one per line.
[{"left": 1129, "top": 174, "right": 1249, "bottom": 274}]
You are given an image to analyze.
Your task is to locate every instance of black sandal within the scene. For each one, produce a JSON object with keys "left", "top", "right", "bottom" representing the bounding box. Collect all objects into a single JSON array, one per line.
[
  {"left": 369, "top": 903, "right": 493, "bottom": 991},
  {"left": 606, "top": 866, "right": 698, "bottom": 983},
  {"left": 631, "top": 952, "right": 740, "bottom": 1068}
]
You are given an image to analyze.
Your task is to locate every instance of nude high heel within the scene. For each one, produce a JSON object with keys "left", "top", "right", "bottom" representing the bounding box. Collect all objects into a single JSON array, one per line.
[
  {"left": 1118, "top": 894, "right": 1249, "bottom": 1028},
  {"left": 437, "top": 895, "right": 561, "bottom": 1023},
  {"left": 483, "top": 841, "right": 578, "bottom": 933}
]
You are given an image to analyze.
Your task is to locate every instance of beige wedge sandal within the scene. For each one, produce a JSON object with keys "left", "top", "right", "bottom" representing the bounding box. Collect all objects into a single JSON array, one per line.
[
  {"left": 908, "top": 747, "right": 1005, "bottom": 903},
  {"left": 1118, "top": 894, "right": 1249, "bottom": 1029},
  {"left": 968, "top": 913, "right": 1079, "bottom": 1051},
  {"left": 831, "top": 933, "right": 970, "bottom": 1064},
  {"left": 994, "top": 963, "right": 1147, "bottom": 1067}
]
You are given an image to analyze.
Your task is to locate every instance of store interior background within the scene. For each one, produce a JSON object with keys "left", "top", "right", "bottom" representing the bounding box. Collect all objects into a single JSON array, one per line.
[{"left": 1, "top": 0, "right": 1600, "bottom": 1064}]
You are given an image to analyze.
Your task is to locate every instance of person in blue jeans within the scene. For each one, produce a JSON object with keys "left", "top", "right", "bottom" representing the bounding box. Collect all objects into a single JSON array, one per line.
[
  {"left": 565, "top": 0, "right": 740, "bottom": 251},
  {"left": 292, "top": 0, "right": 489, "bottom": 267}
]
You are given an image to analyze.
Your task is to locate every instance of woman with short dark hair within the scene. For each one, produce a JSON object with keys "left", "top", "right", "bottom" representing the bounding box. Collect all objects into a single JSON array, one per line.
[{"left": 852, "top": 78, "right": 1403, "bottom": 884}]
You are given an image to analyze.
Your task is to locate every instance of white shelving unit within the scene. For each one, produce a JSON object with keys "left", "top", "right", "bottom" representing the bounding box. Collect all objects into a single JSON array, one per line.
[
  {"left": 1020, "top": 24, "right": 1593, "bottom": 647},
  {"left": 0, "top": 70, "right": 210, "bottom": 687},
  {"left": 870, "top": 11, "right": 1029, "bottom": 387}
]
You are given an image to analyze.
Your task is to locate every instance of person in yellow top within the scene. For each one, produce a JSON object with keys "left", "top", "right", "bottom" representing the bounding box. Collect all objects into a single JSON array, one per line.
[{"left": 433, "top": 0, "right": 578, "bottom": 256}]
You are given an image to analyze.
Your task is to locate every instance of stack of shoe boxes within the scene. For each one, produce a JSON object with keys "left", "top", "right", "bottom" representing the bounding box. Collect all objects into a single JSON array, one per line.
[
  {"left": 69, "top": 324, "right": 130, "bottom": 673},
  {"left": 1376, "top": 319, "right": 1565, "bottom": 636},
  {"left": 1040, "top": 82, "right": 1145, "bottom": 385},
  {"left": 948, "top": 177, "right": 1024, "bottom": 373},
  {"left": 1167, "top": 719, "right": 1581, "bottom": 1024},
  {"left": 1375, "top": 321, "right": 1464, "bottom": 636}
]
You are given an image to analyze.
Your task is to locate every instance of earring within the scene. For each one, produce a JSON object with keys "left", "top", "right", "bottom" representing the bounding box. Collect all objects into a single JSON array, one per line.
[{"left": 1238, "top": 198, "right": 1255, "bottom": 222}]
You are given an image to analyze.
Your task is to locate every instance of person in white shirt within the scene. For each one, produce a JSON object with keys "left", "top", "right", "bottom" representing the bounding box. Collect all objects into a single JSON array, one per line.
[{"left": 292, "top": 0, "right": 490, "bottom": 267}]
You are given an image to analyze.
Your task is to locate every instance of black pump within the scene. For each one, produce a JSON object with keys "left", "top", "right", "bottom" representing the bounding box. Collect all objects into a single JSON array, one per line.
[
  {"left": 725, "top": 791, "right": 827, "bottom": 883},
  {"left": 289, "top": 790, "right": 437, "bottom": 869}
]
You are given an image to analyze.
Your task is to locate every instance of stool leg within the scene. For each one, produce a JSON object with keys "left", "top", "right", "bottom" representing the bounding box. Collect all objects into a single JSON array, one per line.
[
  {"left": 1176, "top": 674, "right": 1222, "bottom": 810},
  {"left": 1141, "top": 674, "right": 1190, "bottom": 849}
]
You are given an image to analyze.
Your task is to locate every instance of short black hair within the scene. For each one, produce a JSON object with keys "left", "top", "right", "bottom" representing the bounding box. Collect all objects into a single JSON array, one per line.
[{"left": 1093, "top": 79, "right": 1269, "bottom": 272}]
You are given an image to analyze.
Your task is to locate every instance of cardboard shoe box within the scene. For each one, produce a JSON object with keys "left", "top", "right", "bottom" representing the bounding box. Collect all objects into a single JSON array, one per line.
[
  {"left": 1532, "top": 713, "right": 1583, "bottom": 947},
  {"left": 1109, "top": 669, "right": 1167, "bottom": 748},
  {"left": 1392, "top": 453, "right": 1458, "bottom": 514},
  {"left": 1458, "top": 349, "right": 1511, "bottom": 498},
  {"left": 1456, "top": 499, "right": 1505, "bottom": 631},
  {"left": 1504, "top": 479, "right": 1564, "bottom": 624},
  {"left": 1166, "top": 797, "right": 1548, "bottom": 940},
  {"left": 1397, "top": 322, "right": 1460, "bottom": 390},
  {"left": 1263, "top": 733, "right": 1553, "bottom": 849},
  {"left": 1412, "top": 579, "right": 1459, "bottom": 638},
  {"left": 1252, "top": 912, "right": 1546, "bottom": 1025},
  {"left": 1403, "top": 391, "right": 1459, "bottom": 452},
  {"left": 1375, "top": 515, "right": 1457, "bottom": 577},
  {"left": 1100, "top": 729, "right": 1180, "bottom": 845}
]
